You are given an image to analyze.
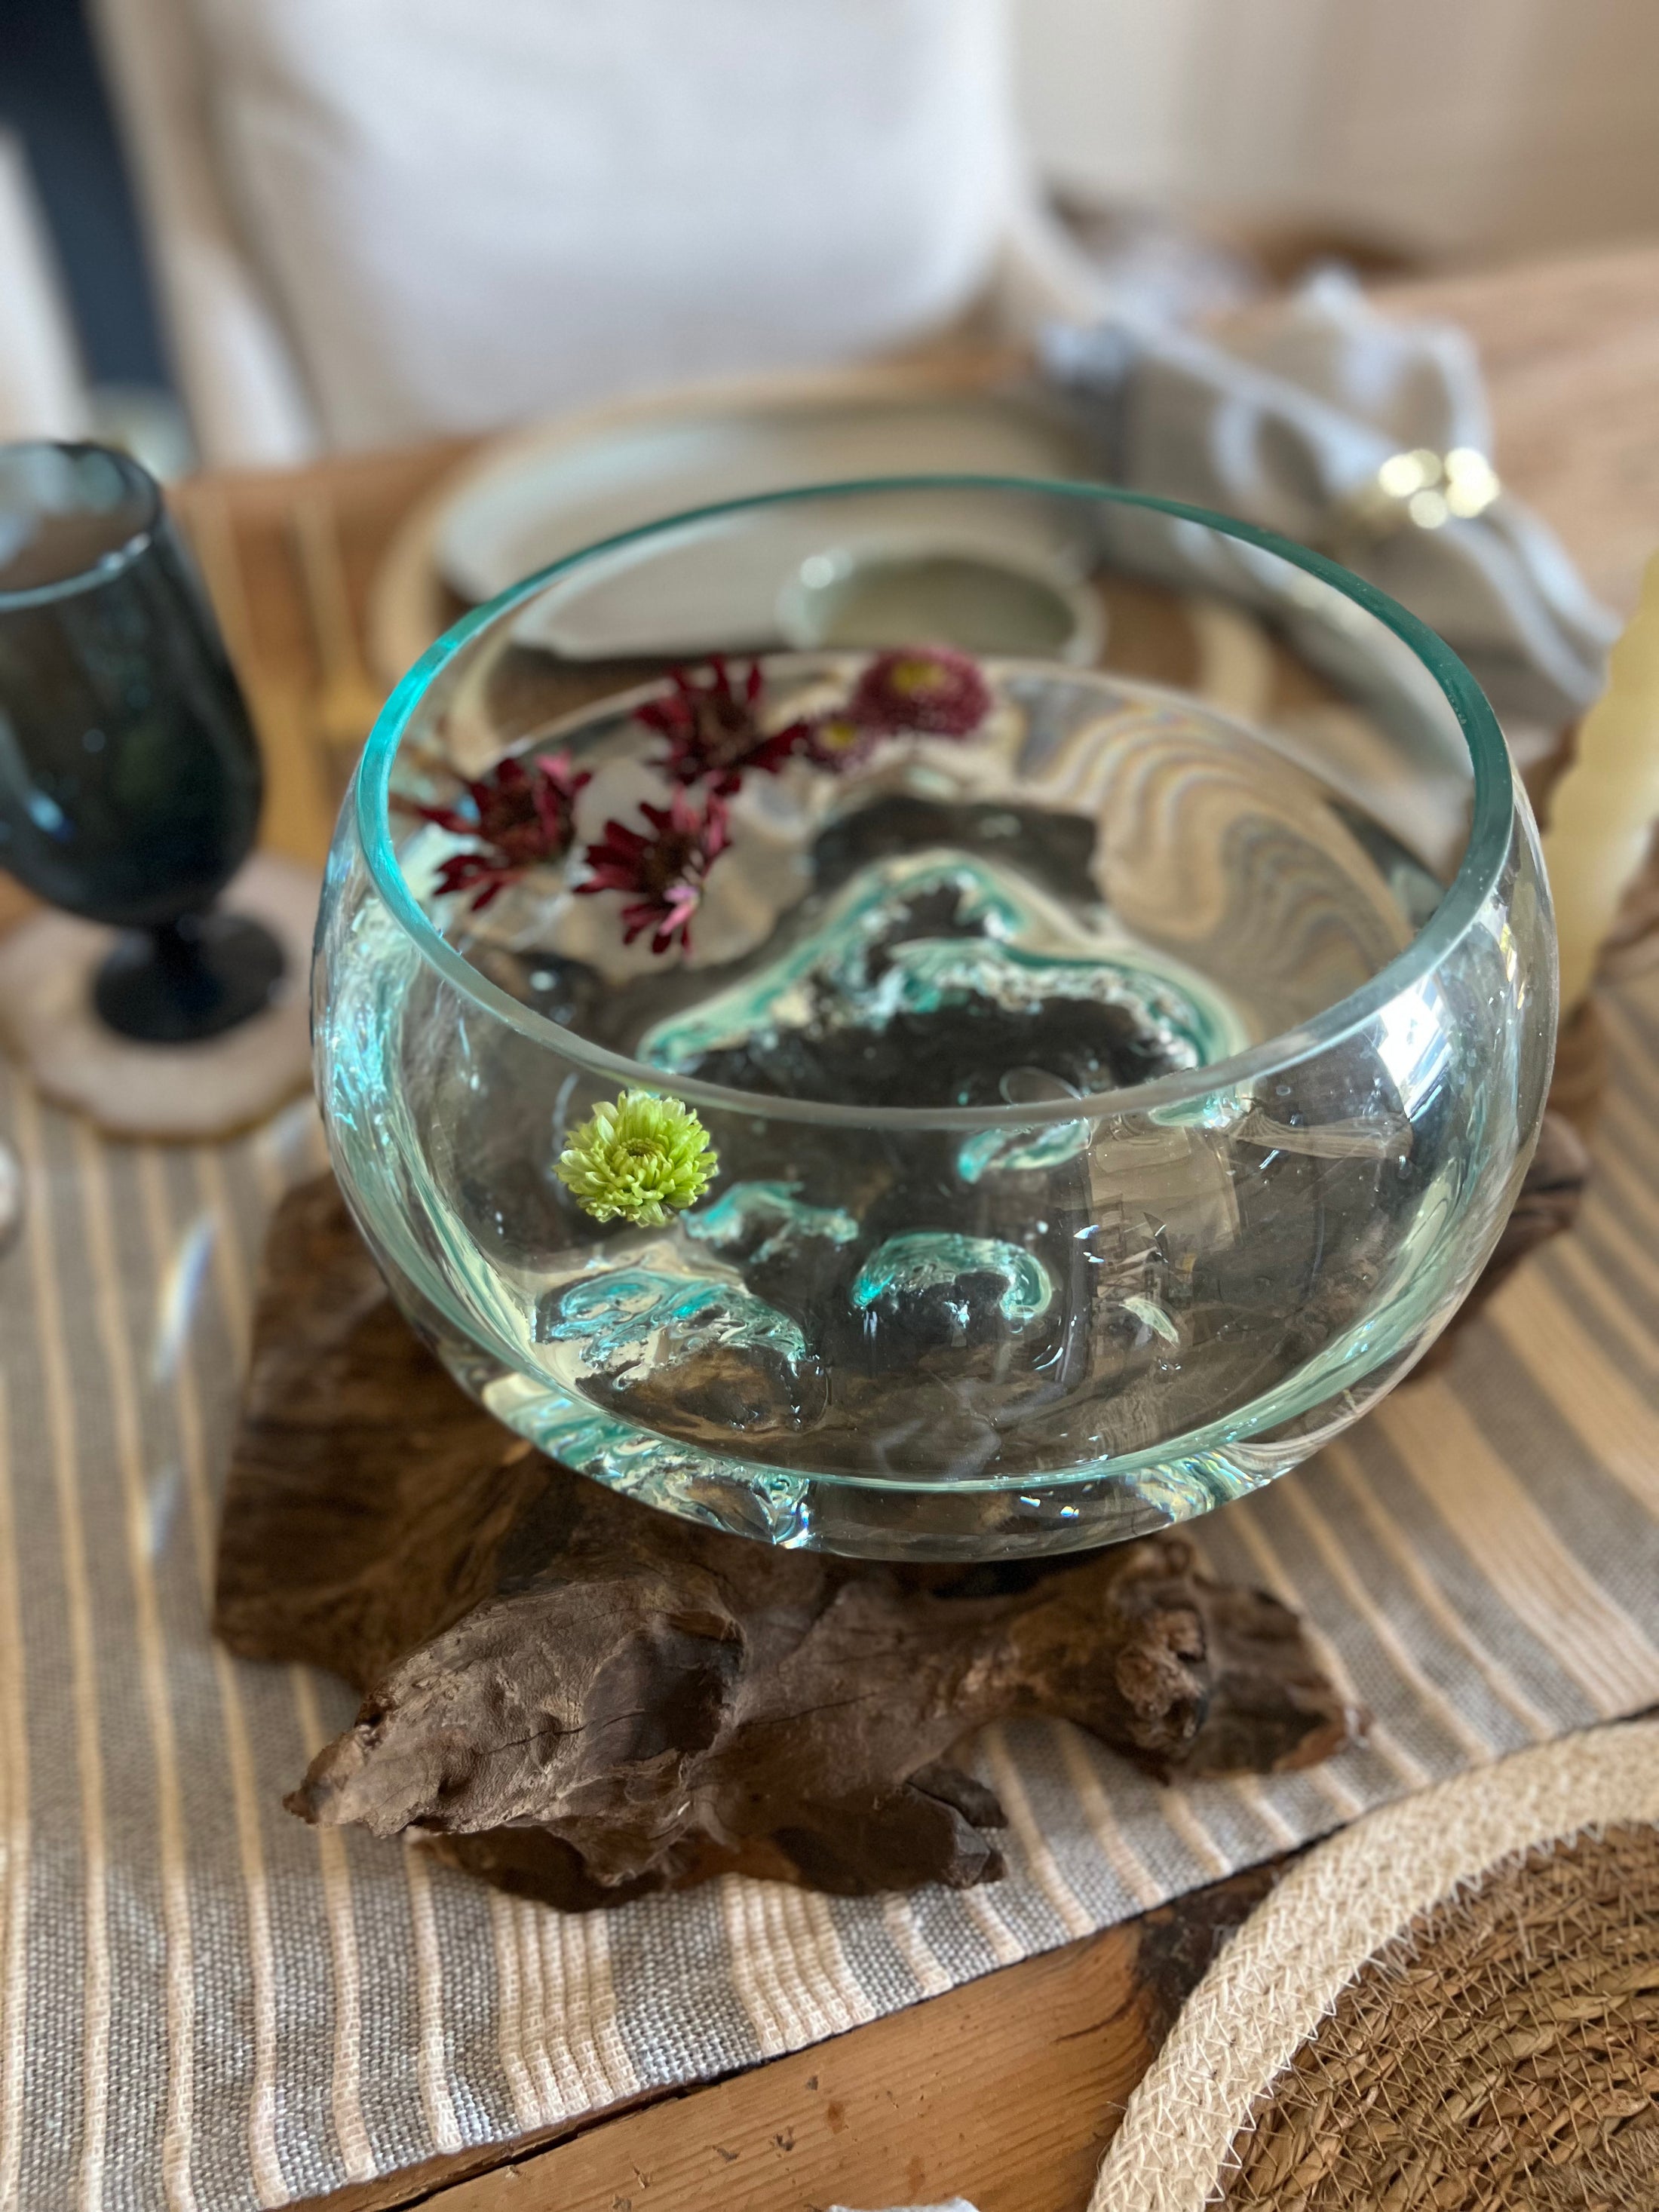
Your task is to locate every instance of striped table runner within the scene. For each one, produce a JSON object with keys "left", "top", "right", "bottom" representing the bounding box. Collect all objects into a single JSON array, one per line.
[{"left": 3, "top": 976, "right": 1659, "bottom": 2212}]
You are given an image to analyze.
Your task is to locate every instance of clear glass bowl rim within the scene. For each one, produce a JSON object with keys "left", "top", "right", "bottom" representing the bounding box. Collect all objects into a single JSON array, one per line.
[
  {"left": 0, "top": 440, "right": 162, "bottom": 612},
  {"left": 353, "top": 471, "right": 1517, "bottom": 1134}
]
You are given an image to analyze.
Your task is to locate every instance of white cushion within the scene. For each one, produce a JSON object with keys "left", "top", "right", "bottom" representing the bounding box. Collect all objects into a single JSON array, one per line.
[{"left": 183, "top": 0, "right": 1017, "bottom": 447}]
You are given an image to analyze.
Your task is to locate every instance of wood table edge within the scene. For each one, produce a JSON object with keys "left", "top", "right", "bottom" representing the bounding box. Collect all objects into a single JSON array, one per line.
[{"left": 299, "top": 1863, "right": 1283, "bottom": 2212}]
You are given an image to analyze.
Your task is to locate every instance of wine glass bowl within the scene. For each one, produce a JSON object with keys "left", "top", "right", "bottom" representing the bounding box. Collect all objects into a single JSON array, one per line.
[
  {"left": 0, "top": 441, "right": 283, "bottom": 1042},
  {"left": 314, "top": 477, "right": 1555, "bottom": 1560}
]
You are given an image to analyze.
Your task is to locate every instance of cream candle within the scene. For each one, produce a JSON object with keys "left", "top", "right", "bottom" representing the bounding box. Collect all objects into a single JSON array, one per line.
[{"left": 1543, "top": 550, "right": 1659, "bottom": 1014}]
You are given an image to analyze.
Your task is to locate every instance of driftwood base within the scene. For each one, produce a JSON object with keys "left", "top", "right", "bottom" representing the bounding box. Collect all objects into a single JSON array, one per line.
[{"left": 214, "top": 1178, "right": 1363, "bottom": 1908}]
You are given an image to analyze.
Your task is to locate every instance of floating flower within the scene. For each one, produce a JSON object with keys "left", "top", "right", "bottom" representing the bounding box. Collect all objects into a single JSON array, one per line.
[
  {"left": 577, "top": 787, "right": 730, "bottom": 955},
  {"left": 791, "top": 710, "right": 879, "bottom": 775},
  {"left": 635, "top": 657, "right": 808, "bottom": 793},
  {"left": 555, "top": 1089, "right": 717, "bottom": 1225},
  {"left": 410, "top": 751, "right": 590, "bottom": 911},
  {"left": 846, "top": 645, "right": 990, "bottom": 738}
]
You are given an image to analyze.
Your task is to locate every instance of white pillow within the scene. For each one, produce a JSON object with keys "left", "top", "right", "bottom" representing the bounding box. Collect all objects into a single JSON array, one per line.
[{"left": 185, "top": 0, "right": 1017, "bottom": 447}]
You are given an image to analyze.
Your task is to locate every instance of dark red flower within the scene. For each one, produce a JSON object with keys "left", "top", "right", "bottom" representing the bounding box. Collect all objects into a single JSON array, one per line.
[
  {"left": 794, "top": 710, "right": 880, "bottom": 775},
  {"left": 635, "top": 657, "right": 808, "bottom": 793},
  {"left": 577, "top": 787, "right": 731, "bottom": 956},
  {"left": 846, "top": 645, "right": 990, "bottom": 738},
  {"left": 410, "top": 750, "right": 590, "bottom": 911}
]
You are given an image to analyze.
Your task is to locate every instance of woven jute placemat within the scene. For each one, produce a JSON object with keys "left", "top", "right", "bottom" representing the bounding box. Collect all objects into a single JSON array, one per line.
[
  {"left": 1224, "top": 1824, "right": 1659, "bottom": 2207},
  {"left": 1090, "top": 1721, "right": 1659, "bottom": 2212}
]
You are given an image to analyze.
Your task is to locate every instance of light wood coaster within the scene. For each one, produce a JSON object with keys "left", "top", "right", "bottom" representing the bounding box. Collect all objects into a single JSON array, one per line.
[{"left": 0, "top": 853, "right": 318, "bottom": 1138}]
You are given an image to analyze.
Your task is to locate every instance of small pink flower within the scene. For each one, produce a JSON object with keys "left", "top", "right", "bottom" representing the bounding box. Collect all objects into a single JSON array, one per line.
[
  {"left": 635, "top": 657, "right": 809, "bottom": 793},
  {"left": 846, "top": 645, "right": 990, "bottom": 738},
  {"left": 409, "top": 750, "right": 590, "bottom": 911},
  {"left": 578, "top": 787, "right": 731, "bottom": 956}
]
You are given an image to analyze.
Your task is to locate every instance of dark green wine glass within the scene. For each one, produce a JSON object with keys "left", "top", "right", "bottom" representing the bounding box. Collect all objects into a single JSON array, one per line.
[{"left": 0, "top": 440, "right": 283, "bottom": 1042}]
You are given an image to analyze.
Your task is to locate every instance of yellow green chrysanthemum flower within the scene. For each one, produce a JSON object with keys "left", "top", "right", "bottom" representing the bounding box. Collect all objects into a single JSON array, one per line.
[{"left": 554, "top": 1090, "right": 717, "bottom": 1226}]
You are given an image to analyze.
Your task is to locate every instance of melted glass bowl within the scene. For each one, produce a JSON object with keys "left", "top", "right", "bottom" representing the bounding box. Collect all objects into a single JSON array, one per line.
[{"left": 314, "top": 477, "right": 1555, "bottom": 1560}]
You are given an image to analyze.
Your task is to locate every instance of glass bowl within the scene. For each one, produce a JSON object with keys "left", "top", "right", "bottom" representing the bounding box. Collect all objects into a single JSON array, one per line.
[{"left": 314, "top": 476, "right": 1555, "bottom": 1560}]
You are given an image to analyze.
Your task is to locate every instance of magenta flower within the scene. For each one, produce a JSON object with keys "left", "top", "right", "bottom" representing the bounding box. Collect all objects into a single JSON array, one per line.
[
  {"left": 578, "top": 787, "right": 731, "bottom": 956},
  {"left": 409, "top": 751, "right": 590, "bottom": 912},
  {"left": 634, "top": 657, "right": 808, "bottom": 793},
  {"left": 846, "top": 646, "right": 990, "bottom": 738},
  {"left": 795, "top": 710, "right": 880, "bottom": 775}
]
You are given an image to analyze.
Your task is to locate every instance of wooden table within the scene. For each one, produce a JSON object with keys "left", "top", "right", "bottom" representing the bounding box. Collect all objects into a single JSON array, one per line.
[{"left": 163, "top": 239, "right": 1659, "bottom": 2212}]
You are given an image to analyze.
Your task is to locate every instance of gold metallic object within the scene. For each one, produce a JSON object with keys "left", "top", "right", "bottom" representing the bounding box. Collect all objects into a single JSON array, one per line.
[{"left": 1335, "top": 445, "right": 1501, "bottom": 544}]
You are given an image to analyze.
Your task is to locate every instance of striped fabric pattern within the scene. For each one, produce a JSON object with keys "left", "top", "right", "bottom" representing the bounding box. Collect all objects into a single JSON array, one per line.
[{"left": 3, "top": 977, "right": 1659, "bottom": 2212}]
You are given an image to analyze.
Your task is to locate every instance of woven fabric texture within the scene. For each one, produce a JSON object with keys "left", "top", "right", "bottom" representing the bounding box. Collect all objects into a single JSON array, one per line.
[
  {"left": 1226, "top": 1818, "right": 1659, "bottom": 2209},
  {"left": 1089, "top": 1720, "right": 1659, "bottom": 2212},
  {"left": 4, "top": 971, "right": 1659, "bottom": 2210}
]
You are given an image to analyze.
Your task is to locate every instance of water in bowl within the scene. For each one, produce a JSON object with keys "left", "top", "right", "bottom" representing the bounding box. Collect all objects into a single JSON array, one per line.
[{"left": 327, "top": 652, "right": 1459, "bottom": 1545}]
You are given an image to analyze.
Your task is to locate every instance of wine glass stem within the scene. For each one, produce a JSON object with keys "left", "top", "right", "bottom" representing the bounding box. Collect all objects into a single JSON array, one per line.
[
  {"left": 155, "top": 915, "right": 207, "bottom": 975},
  {"left": 94, "top": 907, "right": 286, "bottom": 1045}
]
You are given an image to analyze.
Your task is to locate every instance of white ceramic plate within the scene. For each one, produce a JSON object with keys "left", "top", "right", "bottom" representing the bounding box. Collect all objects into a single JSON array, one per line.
[{"left": 367, "top": 359, "right": 1102, "bottom": 680}]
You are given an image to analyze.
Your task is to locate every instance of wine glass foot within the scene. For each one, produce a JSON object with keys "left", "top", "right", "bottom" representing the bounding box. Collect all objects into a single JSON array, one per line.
[{"left": 94, "top": 912, "right": 287, "bottom": 1044}]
